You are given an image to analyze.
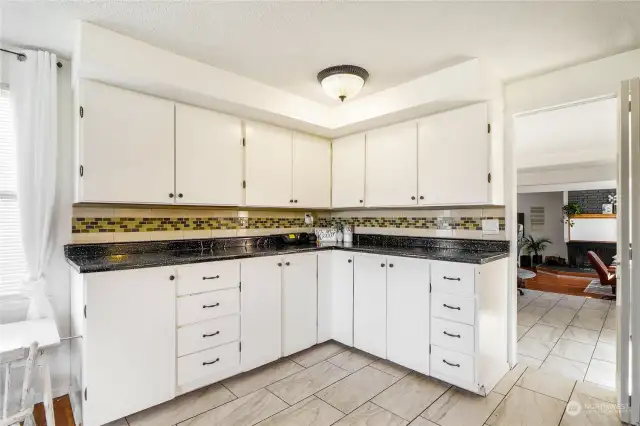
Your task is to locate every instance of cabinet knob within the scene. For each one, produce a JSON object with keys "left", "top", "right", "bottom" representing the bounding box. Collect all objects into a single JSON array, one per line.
[
  {"left": 178, "top": 193, "right": 184, "bottom": 198},
  {"left": 381, "top": 263, "right": 385, "bottom": 267},
  {"left": 169, "top": 275, "right": 175, "bottom": 281},
  {"left": 348, "top": 259, "right": 352, "bottom": 263},
  {"left": 294, "top": 200, "right": 298, "bottom": 203},
  {"left": 289, "top": 199, "right": 293, "bottom": 203},
  {"left": 278, "top": 262, "right": 282, "bottom": 266},
  {"left": 169, "top": 193, "right": 174, "bottom": 198},
  {"left": 285, "top": 262, "right": 290, "bottom": 266},
  {"left": 389, "top": 264, "right": 394, "bottom": 268},
  {"left": 419, "top": 195, "right": 424, "bottom": 200},
  {"left": 359, "top": 199, "right": 364, "bottom": 203},
  {"left": 411, "top": 196, "right": 416, "bottom": 200}
]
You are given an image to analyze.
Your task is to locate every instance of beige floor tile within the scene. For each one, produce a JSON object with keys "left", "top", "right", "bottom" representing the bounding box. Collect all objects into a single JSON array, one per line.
[
  {"left": 515, "top": 369, "right": 576, "bottom": 402},
  {"left": 333, "top": 402, "right": 408, "bottom": 426},
  {"left": 516, "top": 355, "right": 543, "bottom": 369},
  {"left": 222, "top": 358, "right": 304, "bottom": 397},
  {"left": 517, "top": 325, "right": 530, "bottom": 340},
  {"left": 492, "top": 363, "right": 528, "bottom": 395},
  {"left": 556, "top": 296, "right": 586, "bottom": 310},
  {"left": 289, "top": 341, "right": 347, "bottom": 367},
  {"left": 409, "top": 417, "right": 439, "bottom": 426},
  {"left": 422, "top": 388, "right": 503, "bottom": 426},
  {"left": 524, "top": 324, "right": 565, "bottom": 343},
  {"left": 105, "top": 419, "right": 129, "bottom": 426},
  {"left": 528, "top": 297, "right": 560, "bottom": 309},
  {"left": 585, "top": 359, "right": 616, "bottom": 389},
  {"left": 327, "top": 349, "right": 378, "bottom": 373},
  {"left": 517, "top": 337, "right": 555, "bottom": 360},
  {"left": 486, "top": 386, "right": 566, "bottom": 426},
  {"left": 372, "top": 373, "right": 450, "bottom": 420},
  {"left": 127, "top": 384, "right": 235, "bottom": 426},
  {"left": 593, "top": 342, "right": 616, "bottom": 363},
  {"left": 177, "top": 388, "right": 287, "bottom": 426},
  {"left": 561, "top": 326, "right": 600, "bottom": 345},
  {"left": 603, "top": 312, "right": 617, "bottom": 330},
  {"left": 519, "top": 305, "right": 551, "bottom": 322},
  {"left": 368, "top": 359, "right": 411, "bottom": 379},
  {"left": 582, "top": 298, "right": 611, "bottom": 312},
  {"left": 540, "top": 355, "right": 588, "bottom": 382},
  {"left": 570, "top": 309, "right": 606, "bottom": 331},
  {"left": 572, "top": 381, "right": 617, "bottom": 404},
  {"left": 560, "top": 392, "right": 623, "bottom": 425},
  {"left": 550, "top": 339, "right": 595, "bottom": 363},
  {"left": 599, "top": 328, "right": 616, "bottom": 344},
  {"left": 255, "top": 396, "right": 344, "bottom": 426},
  {"left": 267, "top": 361, "right": 350, "bottom": 405},
  {"left": 518, "top": 312, "right": 543, "bottom": 327},
  {"left": 538, "top": 306, "right": 578, "bottom": 328},
  {"left": 316, "top": 366, "right": 397, "bottom": 414}
]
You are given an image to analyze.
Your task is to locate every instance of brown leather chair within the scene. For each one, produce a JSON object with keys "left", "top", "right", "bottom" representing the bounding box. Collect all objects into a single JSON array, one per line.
[{"left": 587, "top": 251, "right": 616, "bottom": 294}]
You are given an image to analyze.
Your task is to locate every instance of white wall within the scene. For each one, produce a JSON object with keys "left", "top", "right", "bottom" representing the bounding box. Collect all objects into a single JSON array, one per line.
[{"left": 517, "top": 192, "right": 567, "bottom": 260}]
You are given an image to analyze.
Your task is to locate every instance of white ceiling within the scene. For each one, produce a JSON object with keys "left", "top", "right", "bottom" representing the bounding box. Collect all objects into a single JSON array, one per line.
[{"left": 2, "top": 2, "right": 640, "bottom": 104}]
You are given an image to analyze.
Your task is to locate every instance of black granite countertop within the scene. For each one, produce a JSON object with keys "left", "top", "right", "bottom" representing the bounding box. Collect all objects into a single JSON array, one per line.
[{"left": 65, "top": 235, "right": 509, "bottom": 273}]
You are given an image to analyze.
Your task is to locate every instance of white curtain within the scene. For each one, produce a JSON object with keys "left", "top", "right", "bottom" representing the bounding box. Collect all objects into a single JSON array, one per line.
[{"left": 9, "top": 50, "right": 58, "bottom": 320}]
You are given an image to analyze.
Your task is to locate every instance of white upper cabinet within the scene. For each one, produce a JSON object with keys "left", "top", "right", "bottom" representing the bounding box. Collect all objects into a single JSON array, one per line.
[
  {"left": 293, "top": 133, "right": 331, "bottom": 208},
  {"left": 245, "top": 122, "right": 293, "bottom": 207},
  {"left": 175, "top": 104, "right": 243, "bottom": 205},
  {"left": 365, "top": 122, "right": 418, "bottom": 207},
  {"left": 418, "top": 103, "right": 489, "bottom": 205},
  {"left": 77, "top": 80, "right": 175, "bottom": 204},
  {"left": 332, "top": 133, "right": 366, "bottom": 208}
]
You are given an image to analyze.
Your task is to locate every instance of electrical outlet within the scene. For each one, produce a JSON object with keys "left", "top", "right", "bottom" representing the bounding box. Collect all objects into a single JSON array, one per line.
[{"left": 482, "top": 219, "right": 499, "bottom": 234}]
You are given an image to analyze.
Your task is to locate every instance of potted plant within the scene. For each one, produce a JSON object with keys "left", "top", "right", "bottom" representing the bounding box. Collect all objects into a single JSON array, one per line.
[
  {"left": 562, "top": 203, "right": 583, "bottom": 227},
  {"left": 523, "top": 235, "right": 552, "bottom": 265}
]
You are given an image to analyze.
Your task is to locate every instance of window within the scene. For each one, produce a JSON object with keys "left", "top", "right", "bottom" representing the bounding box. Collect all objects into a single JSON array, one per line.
[{"left": 0, "top": 85, "right": 28, "bottom": 293}]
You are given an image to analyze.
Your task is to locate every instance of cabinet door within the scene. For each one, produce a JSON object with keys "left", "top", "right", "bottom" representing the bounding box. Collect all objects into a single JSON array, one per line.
[
  {"left": 418, "top": 103, "right": 489, "bottom": 205},
  {"left": 175, "top": 104, "right": 242, "bottom": 205},
  {"left": 386, "top": 256, "right": 431, "bottom": 375},
  {"left": 83, "top": 267, "right": 175, "bottom": 426},
  {"left": 282, "top": 253, "right": 318, "bottom": 356},
  {"left": 331, "top": 250, "right": 355, "bottom": 346},
  {"left": 317, "top": 252, "right": 332, "bottom": 344},
  {"left": 245, "top": 122, "right": 293, "bottom": 207},
  {"left": 332, "top": 133, "right": 366, "bottom": 208},
  {"left": 240, "top": 257, "right": 282, "bottom": 370},
  {"left": 293, "top": 133, "right": 331, "bottom": 208},
  {"left": 78, "top": 80, "right": 174, "bottom": 204},
  {"left": 353, "top": 254, "right": 387, "bottom": 358},
  {"left": 365, "top": 122, "right": 418, "bottom": 207}
]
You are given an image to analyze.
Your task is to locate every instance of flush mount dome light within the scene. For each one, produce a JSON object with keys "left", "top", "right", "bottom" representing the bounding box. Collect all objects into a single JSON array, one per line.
[{"left": 317, "top": 65, "right": 369, "bottom": 102}]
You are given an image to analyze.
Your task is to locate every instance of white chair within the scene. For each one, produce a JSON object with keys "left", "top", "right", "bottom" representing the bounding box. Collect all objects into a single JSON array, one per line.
[{"left": 0, "top": 341, "right": 55, "bottom": 426}]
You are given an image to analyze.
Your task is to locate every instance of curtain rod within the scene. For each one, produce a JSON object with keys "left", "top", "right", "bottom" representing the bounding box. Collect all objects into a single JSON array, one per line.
[{"left": 0, "top": 48, "right": 62, "bottom": 68}]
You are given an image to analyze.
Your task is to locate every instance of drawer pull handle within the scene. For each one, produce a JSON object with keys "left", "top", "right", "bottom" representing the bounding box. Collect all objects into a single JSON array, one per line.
[
  {"left": 442, "top": 359, "right": 460, "bottom": 368},
  {"left": 203, "top": 303, "right": 220, "bottom": 309},
  {"left": 203, "top": 275, "right": 220, "bottom": 280},
  {"left": 443, "top": 276, "right": 461, "bottom": 281},
  {"left": 202, "top": 358, "right": 220, "bottom": 366},
  {"left": 443, "top": 304, "right": 461, "bottom": 310},
  {"left": 203, "top": 331, "right": 220, "bottom": 338},
  {"left": 443, "top": 331, "right": 461, "bottom": 338}
]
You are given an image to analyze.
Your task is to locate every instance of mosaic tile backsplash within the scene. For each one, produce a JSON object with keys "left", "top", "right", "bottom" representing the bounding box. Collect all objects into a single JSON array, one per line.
[{"left": 317, "top": 216, "right": 505, "bottom": 231}]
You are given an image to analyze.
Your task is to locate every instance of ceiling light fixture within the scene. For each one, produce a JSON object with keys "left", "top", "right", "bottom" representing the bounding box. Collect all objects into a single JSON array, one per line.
[{"left": 317, "top": 65, "right": 369, "bottom": 102}]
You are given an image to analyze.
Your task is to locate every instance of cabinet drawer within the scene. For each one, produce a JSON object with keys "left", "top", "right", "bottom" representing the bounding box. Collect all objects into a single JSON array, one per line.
[
  {"left": 431, "top": 345, "right": 475, "bottom": 385},
  {"left": 177, "top": 342, "right": 239, "bottom": 387},
  {"left": 431, "top": 293, "right": 475, "bottom": 325},
  {"left": 431, "top": 318, "right": 475, "bottom": 355},
  {"left": 431, "top": 262, "right": 475, "bottom": 295},
  {"left": 177, "top": 260, "right": 239, "bottom": 296},
  {"left": 177, "top": 315, "right": 240, "bottom": 357},
  {"left": 177, "top": 289, "right": 239, "bottom": 326}
]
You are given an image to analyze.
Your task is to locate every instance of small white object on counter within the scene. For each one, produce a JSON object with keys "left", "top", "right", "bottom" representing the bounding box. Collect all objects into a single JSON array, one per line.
[
  {"left": 343, "top": 224, "right": 353, "bottom": 243},
  {"left": 315, "top": 228, "right": 337, "bottom": 242}
]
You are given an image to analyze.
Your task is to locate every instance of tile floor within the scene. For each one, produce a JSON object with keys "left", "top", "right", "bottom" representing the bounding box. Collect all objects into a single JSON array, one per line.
[
  {"left": 105, "top": 321, "right": 623, "bottom": 426},
  {"left": 517, "top": 289, "right": 617, "bottom": 388}
]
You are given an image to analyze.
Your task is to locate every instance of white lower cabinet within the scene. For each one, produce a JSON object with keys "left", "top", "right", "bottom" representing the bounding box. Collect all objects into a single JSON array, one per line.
[
  {"left": 353, "top": 254, "right": 388, "bottom": 358},
  {"left": 386, "top": 256, "right": 431, "bottom": 375},
  {"left": 282, "top": 253, "right": 318, "bottom": 356},
  {"left": 240, "top": 256, "right": 283, "bottom": 371}
]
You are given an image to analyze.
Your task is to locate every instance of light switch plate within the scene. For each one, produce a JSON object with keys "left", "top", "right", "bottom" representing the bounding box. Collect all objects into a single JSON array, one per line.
[{"left": 482, "top": 219, "right": 499, "bottom": 234}]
